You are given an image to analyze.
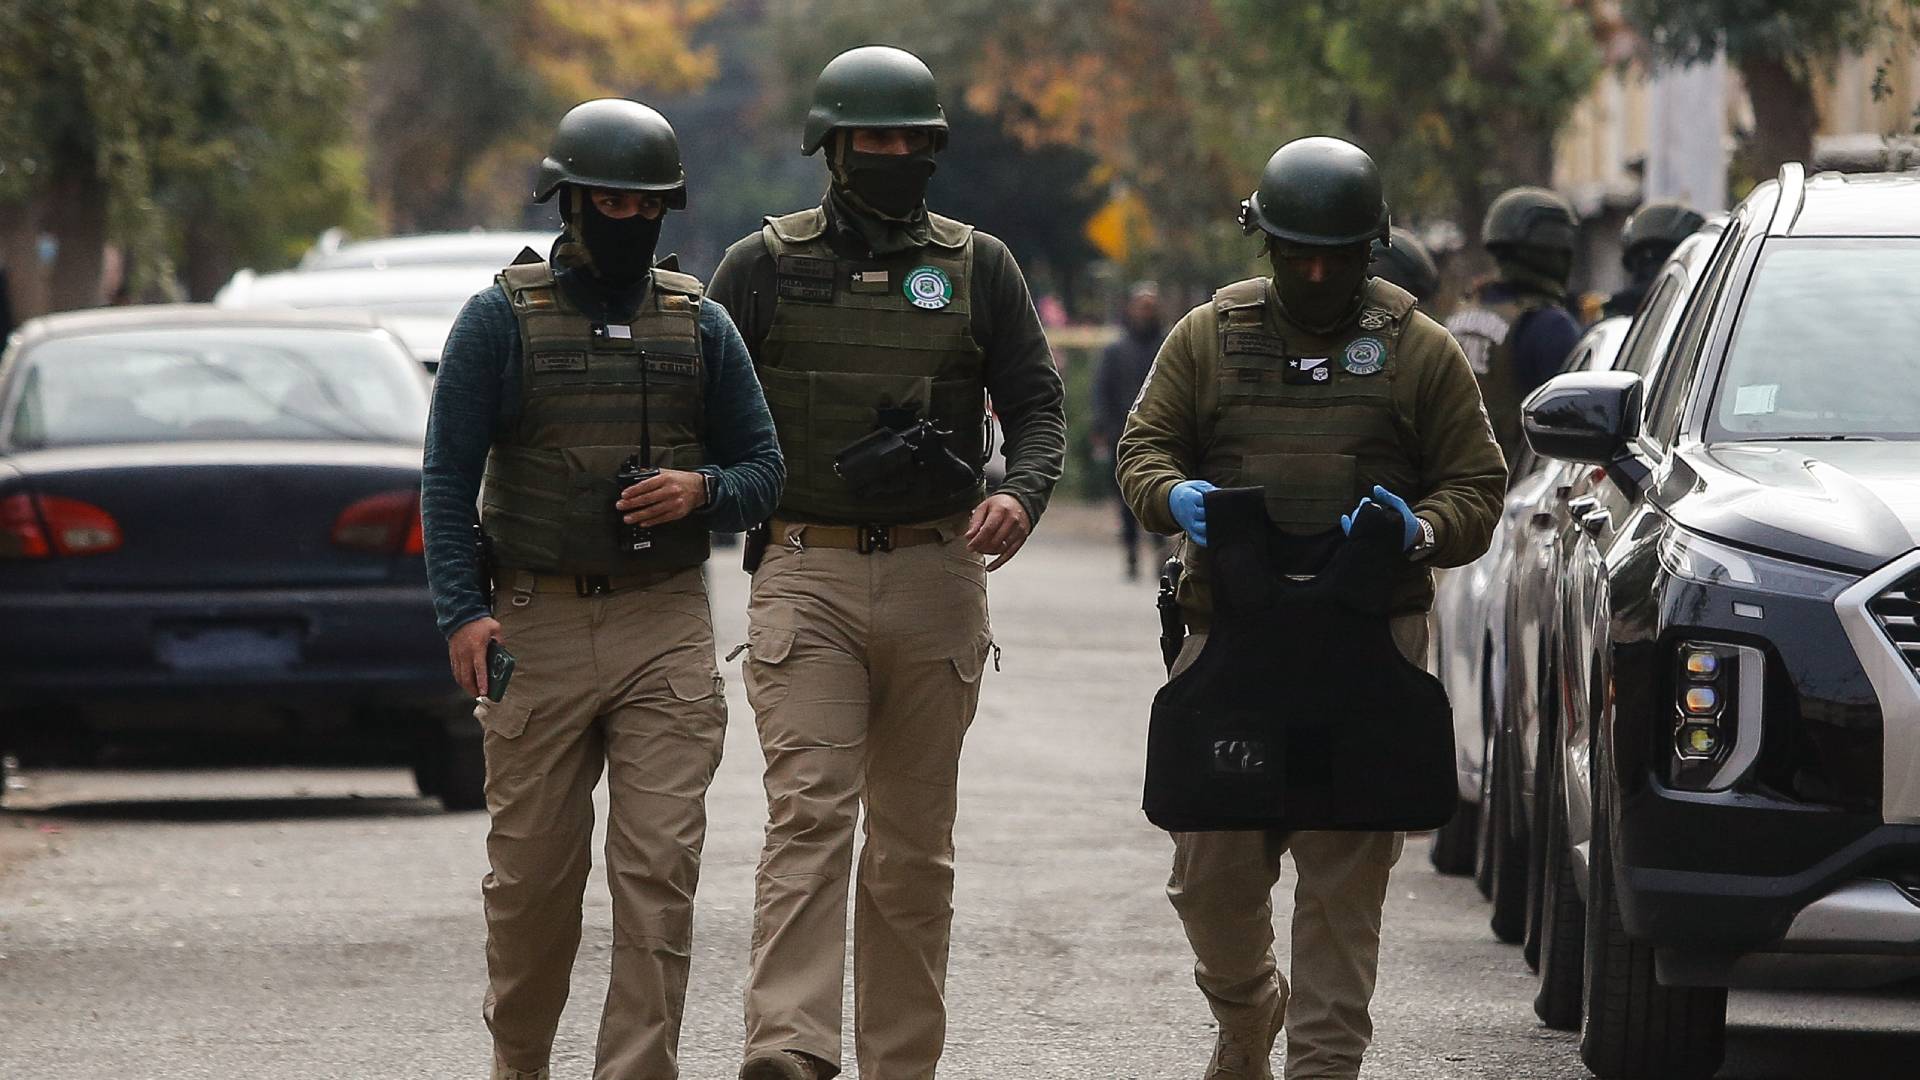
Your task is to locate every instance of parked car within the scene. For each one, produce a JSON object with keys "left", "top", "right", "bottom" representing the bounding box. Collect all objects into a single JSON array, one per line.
[
  {"left": 1460, "top": 218, "right": 1728, "bottom": 960},
  {"left": 1524, "top": 165, "right": 1920, "bottom": 1078},
  {"left": 296, "top": 229, "right": 557, "bottom": 272},
  {"left": 215, "top": 262, "right": 505, "bottom": 371},
  {"left": 0, "top": 305, "right": 479, "bottom": 809},
  {"left": 1429, "top": 315, "right": 1631, "bottom": 886}
]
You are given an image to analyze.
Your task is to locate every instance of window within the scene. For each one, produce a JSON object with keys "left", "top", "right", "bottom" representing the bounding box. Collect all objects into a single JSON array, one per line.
[
  {"left": 1644, "top": 222, "right": 1743, "bottom": 448},
  {"left": 1707, "top": 239, "right": 1920, "bottom": 441},
  {"left": 1616, "top": 275, "right": 1681, "bottom": 378},
  {"left": 7, "top": 328, "right": 426, "bottom": 449}
]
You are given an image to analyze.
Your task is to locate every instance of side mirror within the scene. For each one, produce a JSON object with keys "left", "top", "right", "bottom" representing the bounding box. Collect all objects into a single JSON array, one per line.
[{"left": 1521, "top": 371, "right": 1650, "bottom": 495}]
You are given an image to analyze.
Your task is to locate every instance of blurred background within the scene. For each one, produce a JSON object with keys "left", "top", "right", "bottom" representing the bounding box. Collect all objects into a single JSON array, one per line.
[{"left": 2, "top": 0, "right": 1917, "bottom": 493}]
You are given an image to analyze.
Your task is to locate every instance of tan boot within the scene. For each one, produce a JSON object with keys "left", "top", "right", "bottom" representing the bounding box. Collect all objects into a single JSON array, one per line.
[
  {"left": 1203, "top": 993, "right": 1283, "bottom": 1079},
  {"left": 740, "top": 1049, "right": 822, "bottom": 1080},
  {"left": 490, "top": 1060, "right": 550, "bottom": 1080}
]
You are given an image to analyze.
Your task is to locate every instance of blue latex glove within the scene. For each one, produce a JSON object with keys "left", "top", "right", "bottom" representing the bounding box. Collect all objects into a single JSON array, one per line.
[
  {"left": 1168, "top": 480, "right": 1218, "bottom": 547},
  {"left": 1340, "top": 484, "right": 1419, "bottom": 551}
]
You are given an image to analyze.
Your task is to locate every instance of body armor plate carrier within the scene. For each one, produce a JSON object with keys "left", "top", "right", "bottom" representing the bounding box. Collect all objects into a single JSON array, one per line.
[
  {"left": 480, "top": 258, "right": 711, "bottom": 576},
  {"left": 1144, "top": 487, "right": 1455, "bottom": 833}
]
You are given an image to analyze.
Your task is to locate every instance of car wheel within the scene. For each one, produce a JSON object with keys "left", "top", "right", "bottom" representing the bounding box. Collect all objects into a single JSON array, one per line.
[
  {"left": 1487, "top": 724, "right": 1529, "bottom": 945},
  {"left": 1429, "top": 797, "right": 1479, "bottom": 875},
  {"left": 438, "top": 734, "right": 486, "bottom": 813},
  {"left": 1579, "top": 737, "right": 1726, "bottom": 1078},
  {"left": 1533, "top": 735, "right": 1584, "bottom": 1031}
]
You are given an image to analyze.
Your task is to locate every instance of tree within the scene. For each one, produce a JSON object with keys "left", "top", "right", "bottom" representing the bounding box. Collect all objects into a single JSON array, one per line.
[
  {"left": 361, "top": 0, "right": 719, "bottom": 233},
  {"left": 1624, "top": 0, "right": 1920, "bottom": 181},
  {"left": 0, "top": 0, "right": 377, "bottom": 311}
]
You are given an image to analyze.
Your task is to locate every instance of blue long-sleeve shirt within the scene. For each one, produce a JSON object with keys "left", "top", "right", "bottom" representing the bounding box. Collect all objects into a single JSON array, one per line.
[{"left": 422, "top": 271, "right": 784, "bottom": 638}]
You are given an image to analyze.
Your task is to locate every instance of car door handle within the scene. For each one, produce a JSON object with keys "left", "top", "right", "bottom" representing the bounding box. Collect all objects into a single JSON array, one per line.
[
  {"left": 1581, "top": 508, "right": 1612, "bottom": 535},
  {"left": 1567, "top": 496, "right": 1600, "bottom": 516}
]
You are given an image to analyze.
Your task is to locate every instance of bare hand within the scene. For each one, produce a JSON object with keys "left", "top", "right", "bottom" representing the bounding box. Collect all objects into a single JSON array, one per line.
[
  {"left": 965, "top": 493, "right": 1032, "bottom": 571},
  {"left": 616, "top": 468, "right": 708, "bottom": 527},
  {"left": 449, "top": 616, "right": 502, "bottom": 698}
]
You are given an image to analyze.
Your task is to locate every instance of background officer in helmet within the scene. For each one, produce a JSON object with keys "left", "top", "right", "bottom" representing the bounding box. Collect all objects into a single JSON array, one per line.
[
  {"left": 1368, "top": 226, "right": 1441, "bottom": 310},
  {"left": 421, "top": 99, "right": 783, "bottom": 1080},
  {"left": 1603, "top": 199, "right": 1707, "bottom": 318},
  {"left": 1117, "top": 137, "right": 1504, "bottom": 1080},
  {"left": 707, "top": 44, "right": 1066, "bottom": 1080},
  {"left": 1444, "top": 187, "right": 1584, "bottom": 469}
]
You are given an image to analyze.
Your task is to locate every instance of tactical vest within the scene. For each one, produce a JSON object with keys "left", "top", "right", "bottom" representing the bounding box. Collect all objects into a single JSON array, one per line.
[
  {"left": 479, "top": 259, "right": 711, "bottom": 576},
  {"left": 1444, "top": 289, "right": 1544, "bottom": 470},
  {"left": 1181, "top": 276, "right": 1424, "bottom": 620},
  {"left": 756, "top": 207, "right": 989, "bottom": 524},
  {"left": 1144, "top": 487, "right": 1455, "bottom": 833}
]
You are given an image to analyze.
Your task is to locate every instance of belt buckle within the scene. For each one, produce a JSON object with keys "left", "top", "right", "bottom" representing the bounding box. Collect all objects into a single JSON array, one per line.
[
  {"left": 575, "top": 574, "right": 612, "bottom": 596},
  {"left": 856, "top": 525, "right": 893, "bottom": 555}
]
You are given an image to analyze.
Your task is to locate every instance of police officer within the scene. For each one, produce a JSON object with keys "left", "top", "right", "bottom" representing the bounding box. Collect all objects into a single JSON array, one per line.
[
  {"left": 1116, "top": 137, "right": 1504, "bottom": 1080},
  {"left": 1093, "top": 281, "right": 1169, "bottom": 579},
  {"left": 707, "top": 45, "right": 1066, "bottom": 1080},
  {"left": 421, "top": 99, "right": 784, "bottom": 1080},
  {"left": 1368, "top": 227, "right": 1441, "bottom": 309},
  {"left": 1602, "top": 199, "right": 1706, "bottom": 318},
  {"left": 1444, "top": 187, "right": 1584, "bottom": 468}
]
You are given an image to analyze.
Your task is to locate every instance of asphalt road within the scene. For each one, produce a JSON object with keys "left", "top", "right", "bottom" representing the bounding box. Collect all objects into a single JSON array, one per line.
[{"left": 3, "top": 515, "right": 1917, "bottom": 1079}]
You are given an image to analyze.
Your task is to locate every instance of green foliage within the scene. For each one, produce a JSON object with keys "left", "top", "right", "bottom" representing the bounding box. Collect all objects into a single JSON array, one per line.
[
  {"left": 1624, "top": 0, "right": 1918, "bottom": 71},
  {"left": 0, "top": 0, "right": 378, "bottom": 298}
]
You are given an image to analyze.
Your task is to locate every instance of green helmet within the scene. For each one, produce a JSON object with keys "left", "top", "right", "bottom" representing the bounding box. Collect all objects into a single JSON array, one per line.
[
  {"left": 1239, "top": 137, "right": 1389, "bottom": 247},
  {"left": 1621, "top": 200, "right": 1706, "bottom": 260},
  {"left": 1370, "top": 227, "right": 1440, "bottom": 303},
  {"left": 1481, "top": 187, "right": 1578, "bottom": 256},
  {"left": 535, "top": 98, "right": 686, "bottom": 209},
  {"left": 802, "top": 45, "right": 949, "bottom": 156}
]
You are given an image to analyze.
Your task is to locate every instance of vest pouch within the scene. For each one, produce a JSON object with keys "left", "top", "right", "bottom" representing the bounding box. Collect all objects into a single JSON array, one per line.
[{"left": 1241, "top": 452, "right": 1359, "bottom": 534}]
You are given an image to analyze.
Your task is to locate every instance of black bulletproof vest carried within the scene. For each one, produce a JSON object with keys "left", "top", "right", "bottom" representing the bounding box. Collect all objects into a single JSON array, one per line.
[{"left": 1144, "top": 487, "right": 1455, "bottom": 833}]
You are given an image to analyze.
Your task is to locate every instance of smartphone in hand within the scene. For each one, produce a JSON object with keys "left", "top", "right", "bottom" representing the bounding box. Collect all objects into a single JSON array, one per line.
[{"left": 485, "top": 640, "right": 517, "bottom": 702}]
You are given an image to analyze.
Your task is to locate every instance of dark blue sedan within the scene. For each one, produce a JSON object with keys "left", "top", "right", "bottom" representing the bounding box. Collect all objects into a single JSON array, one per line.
[{"left": 0, "top": 306, "right": 480, "bottom": 809}]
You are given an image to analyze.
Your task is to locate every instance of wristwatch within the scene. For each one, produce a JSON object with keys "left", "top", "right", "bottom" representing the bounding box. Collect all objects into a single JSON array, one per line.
[
  {"left": 1411, "top": 515, "right": 1437, "bottom": 560},
  {"left": 701, "top": 471, "right": 718, "bottom": 510}
]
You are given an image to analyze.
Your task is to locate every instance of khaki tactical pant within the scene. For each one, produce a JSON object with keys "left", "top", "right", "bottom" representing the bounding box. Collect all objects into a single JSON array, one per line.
[
  {"left": 1166, "top": 616, "right": 1425, "bottom": 1080},
  {"left": 740, "top": 523, "right": 993, "bottom": 1080},
  {"left": 476, "top": 568, "right": 727, "bottom": 1080}
]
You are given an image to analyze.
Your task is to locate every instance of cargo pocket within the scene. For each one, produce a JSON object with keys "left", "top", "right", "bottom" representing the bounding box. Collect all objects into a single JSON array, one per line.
[
  {"left": 666, "top": 668, "right": 720, "bottom": 702},
  {"left": 741, "top": 625, "right": 797, "bottom": 713},
  {"left": 950, "top": 633, "right": 992, "bottom": 688},
  {"left": 475, "top": 696, "right": 532, "bottom": 740},
  {"left": 1242, "top": 451, "right": 1360, "bottom": 533}
]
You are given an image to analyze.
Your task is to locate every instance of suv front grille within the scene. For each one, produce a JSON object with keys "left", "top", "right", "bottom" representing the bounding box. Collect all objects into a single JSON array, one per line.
[{"left": 1868, "top": 577, "right": 1920, "bottom": 675}]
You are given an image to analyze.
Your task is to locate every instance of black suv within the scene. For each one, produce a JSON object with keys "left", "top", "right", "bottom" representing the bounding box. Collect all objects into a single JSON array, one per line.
[{"left": 1522, "top": 164, "right": 1920, "bottom": 1079}]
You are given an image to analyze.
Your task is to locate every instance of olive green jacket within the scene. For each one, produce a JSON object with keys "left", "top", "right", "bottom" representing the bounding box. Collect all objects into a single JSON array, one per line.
[{"left": 1117, "top": 278, "right": 1506, "bottom": 618}]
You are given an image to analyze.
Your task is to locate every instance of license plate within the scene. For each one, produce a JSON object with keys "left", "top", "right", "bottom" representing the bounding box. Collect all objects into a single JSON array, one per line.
[{"left": 155, "top": 621, "right": 304, "bottom": 670}]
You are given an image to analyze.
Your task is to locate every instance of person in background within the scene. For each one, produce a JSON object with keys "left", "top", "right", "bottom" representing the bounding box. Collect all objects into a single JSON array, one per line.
[
  {"left": 1092, "top": 281, "right": 1168, "bottom": 579},
  {"left": 1603, "top": 200, "right": 1707, "bottom": 318}
]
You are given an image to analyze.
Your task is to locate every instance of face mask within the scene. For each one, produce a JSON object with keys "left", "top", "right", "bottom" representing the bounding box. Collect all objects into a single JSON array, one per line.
[
  {"left": 1270, "top": 242, "right": 1371, "bottom": 334},
  {"left": 577, "top": 200, "right": 662, "bottom": 287},
  {"left": 834, "top": 144, "right": 937, "bottom": 219}
]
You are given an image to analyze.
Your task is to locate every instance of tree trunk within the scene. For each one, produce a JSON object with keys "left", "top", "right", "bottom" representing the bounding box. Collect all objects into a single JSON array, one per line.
[
  {"left": 0, "top": 197, "right": 50, "bottom": 323},
  {"left": 45, "top": 162, "right": 109, "bottom": 312},
  {"left": 1737, "top": 54, "right": 1819, "bottom": 185},
  {"left": 180, "top": 209, "right": 234, "bottom": 302}
]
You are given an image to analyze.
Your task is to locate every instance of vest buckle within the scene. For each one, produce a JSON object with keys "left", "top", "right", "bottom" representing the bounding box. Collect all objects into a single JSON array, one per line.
[{"left": 856, "top": 525, "right": 893, "bottom": 555}]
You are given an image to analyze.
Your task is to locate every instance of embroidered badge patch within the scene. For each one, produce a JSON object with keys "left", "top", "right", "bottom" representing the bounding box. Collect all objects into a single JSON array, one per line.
[
  {"left": 1341, "top": 336, "right": 1387, "bottom": 375},
  {"left": 903, "top": 266, "right": 953, "bottom": 310},
  {"left": 1358, "top": 308, "right": 1392, "bottom": 332}
]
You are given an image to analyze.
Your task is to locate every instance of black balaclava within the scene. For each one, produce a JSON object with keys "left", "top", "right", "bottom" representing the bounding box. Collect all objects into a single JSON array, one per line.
[
  {"left": 1493, "top": 245, "right": 1573, "bottom": 301},
  {"left": 1269, "top": 240, "right": 1372, "bottom": 336},
  {"left": 831, "top": 134, "right": 937, "bottom": 219},
  {"left": 565, "top": 187, "right": 662, "bottom": 288}
]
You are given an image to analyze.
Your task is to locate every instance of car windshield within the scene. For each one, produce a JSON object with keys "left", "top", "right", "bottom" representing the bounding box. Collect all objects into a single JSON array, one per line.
[
  {"left": 6, "top": 327, "right": 426, "bottom": 449},
  {"left": 1710, "top": 238, "right": 1920, "bottom": 441}
]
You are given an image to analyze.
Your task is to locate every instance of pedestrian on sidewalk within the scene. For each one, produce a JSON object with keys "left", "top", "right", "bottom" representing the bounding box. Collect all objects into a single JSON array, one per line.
[
  {"left": 1116, "top": 136, "right": 1503, "bottom": 1080},
  {"left": 707, "top": 44, "right": 1066, "bottom": 1080},
  {"left": 421, "top": 99, "right": 783, "bottom": 1080},
  {"left": 1092, "top": 281, "right": 1168, "bottom": 580}
]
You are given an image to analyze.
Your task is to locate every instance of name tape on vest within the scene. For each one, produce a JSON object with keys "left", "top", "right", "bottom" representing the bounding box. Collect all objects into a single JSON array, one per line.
[{"left": 776, "top": 255, "right": 836, "bottom": 303}]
